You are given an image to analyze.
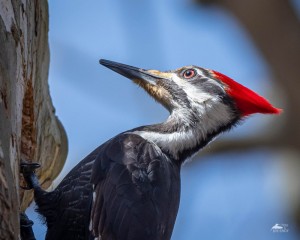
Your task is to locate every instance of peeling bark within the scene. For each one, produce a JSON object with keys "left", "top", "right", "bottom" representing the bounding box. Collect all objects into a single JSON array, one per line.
[{"left": 0, "top": 0, "right": 68, "bottom": 239}]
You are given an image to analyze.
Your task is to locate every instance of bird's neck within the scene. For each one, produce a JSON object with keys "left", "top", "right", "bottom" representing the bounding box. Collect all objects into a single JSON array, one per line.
[{"left": 133, "top": 106, "right": 238, "bottom": 163}]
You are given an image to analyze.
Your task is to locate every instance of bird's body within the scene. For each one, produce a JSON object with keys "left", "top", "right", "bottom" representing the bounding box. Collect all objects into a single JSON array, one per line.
[
  {"left": 21, "top": 60, "right": 280, "bottom": 240},
  {"left": 34, "top": 132, "right": 181, "bottom": 240}
]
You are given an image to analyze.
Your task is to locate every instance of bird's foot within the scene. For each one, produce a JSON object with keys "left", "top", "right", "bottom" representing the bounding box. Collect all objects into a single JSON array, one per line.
[
  {"left": 20, "top": 162, "right": 40, "bottom": 190},
  {"left": 20, "top": 212, "right": 36, "bottom": 240}
]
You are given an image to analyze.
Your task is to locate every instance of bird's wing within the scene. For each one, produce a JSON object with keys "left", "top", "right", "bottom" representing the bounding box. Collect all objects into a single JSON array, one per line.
[{"left": 90, "top": 133, "right": 180, "bottom": 240}]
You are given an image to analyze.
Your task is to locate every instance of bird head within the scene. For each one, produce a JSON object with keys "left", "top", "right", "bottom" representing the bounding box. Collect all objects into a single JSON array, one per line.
[{"left": 100, "top": 59, "right": 281, "bottom": 120}]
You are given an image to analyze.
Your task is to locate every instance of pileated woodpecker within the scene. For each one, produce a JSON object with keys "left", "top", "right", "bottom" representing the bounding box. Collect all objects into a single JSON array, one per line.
[{"left": 21, "top": 60, "right": 280, "bottom": 240}]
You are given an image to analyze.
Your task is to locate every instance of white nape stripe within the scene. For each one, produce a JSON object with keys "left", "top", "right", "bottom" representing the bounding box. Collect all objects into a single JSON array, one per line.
[{"left": 134, "top": 128, "right": 197, "bottom": 159}]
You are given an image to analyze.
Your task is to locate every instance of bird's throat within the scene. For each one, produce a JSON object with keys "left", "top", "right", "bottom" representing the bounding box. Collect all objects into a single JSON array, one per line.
[{"left": 132, "top": 107, "right": 238, "bottom": 163}]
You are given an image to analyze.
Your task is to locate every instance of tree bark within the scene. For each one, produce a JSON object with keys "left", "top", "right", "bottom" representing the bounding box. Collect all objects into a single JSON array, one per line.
[{"left": 0, "top": 0, "right": 67, "bottom": 239}]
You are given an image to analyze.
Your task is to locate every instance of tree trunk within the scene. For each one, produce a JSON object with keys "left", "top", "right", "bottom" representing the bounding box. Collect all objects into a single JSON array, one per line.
[{"left": 0, "top": 0, "right": 67, "bottom": 239}]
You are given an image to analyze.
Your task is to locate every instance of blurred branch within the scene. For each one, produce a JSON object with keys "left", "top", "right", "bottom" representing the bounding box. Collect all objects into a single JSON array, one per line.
[
  {"left": 196, "top": 0, "right": 300, "bottom": 230},
  {"left": 195, "top": 0, "right": 300, "bottom": 150},
  {"left": 199, "top": 136, "right": 273, "bottom": 157},
  {"left": 197, "top": 114, "right": 286, "bottom": 157}
]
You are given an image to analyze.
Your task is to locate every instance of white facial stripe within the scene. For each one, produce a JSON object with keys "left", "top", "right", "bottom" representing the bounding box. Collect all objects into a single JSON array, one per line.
[
  {"left": 133, "top": 101, "right": 233, "bottom": 160},
  {"left": 171, "top": 74, "right": 214, "bottom": 104},
  {"left": 134, "top": 128, "right": 198, "bottom": 159}
]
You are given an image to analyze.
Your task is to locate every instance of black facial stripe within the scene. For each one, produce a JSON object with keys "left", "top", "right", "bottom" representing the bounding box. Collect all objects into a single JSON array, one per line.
[
  {"left": 220, "top": 95, "right": 240, "bottom": 115},
  {"left": 198, "top": 68, "right": 211, "bottom": 78},
  {"left": 189, "top": 77, "right": 209, "bottom": 87},
  {"left": 159, "top": 79, "right": 192, "bottom": 108},
  {"left": 188, "top": 76, "right": 225, "bottom": 100}
]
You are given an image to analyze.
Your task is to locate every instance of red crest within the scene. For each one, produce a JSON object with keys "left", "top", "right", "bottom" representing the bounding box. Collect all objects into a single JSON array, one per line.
[{"left": 212, "top": 70, "right": 282, "bottom": 116}]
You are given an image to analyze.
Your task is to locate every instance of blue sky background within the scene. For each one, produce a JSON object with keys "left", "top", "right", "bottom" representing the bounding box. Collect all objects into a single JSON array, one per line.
[{"left": 26, "top": 0, "right": 300, "bottom": 239}]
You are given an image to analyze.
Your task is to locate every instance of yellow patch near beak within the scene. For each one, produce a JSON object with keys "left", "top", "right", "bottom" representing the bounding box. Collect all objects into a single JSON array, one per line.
[
  {"left": 147, "top": 70, "right": 173, "bottom": 79},
  {"left": 133, "top": 77, "right": 172, "bottom": 110}
]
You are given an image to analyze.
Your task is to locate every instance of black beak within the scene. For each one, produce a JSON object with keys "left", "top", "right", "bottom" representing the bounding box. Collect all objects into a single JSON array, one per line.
[{"left": 99, "top": 59, "right": 163, "bottom": 85}]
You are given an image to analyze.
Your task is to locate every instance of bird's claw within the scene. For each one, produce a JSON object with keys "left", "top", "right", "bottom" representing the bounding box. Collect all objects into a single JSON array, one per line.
[
  {"left": 20, "top": 212, "right": 36, "bottom": 240},
  {"left": 20, "top": 212, "right": 34, "bottom": 228},
  {"left": 20, "top": 162, "right": 41, "bottom": 174},
  {"left": 20, "top": 162, "right": 40, "bottom": 190},
  {"left": 20, "top": 185, "right": 32, "bottom": 190}
]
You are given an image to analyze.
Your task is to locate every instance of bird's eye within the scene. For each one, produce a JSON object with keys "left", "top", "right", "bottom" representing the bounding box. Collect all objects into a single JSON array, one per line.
[{"left": 183, "top": 69, "right": 196, "bottom": 79}]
